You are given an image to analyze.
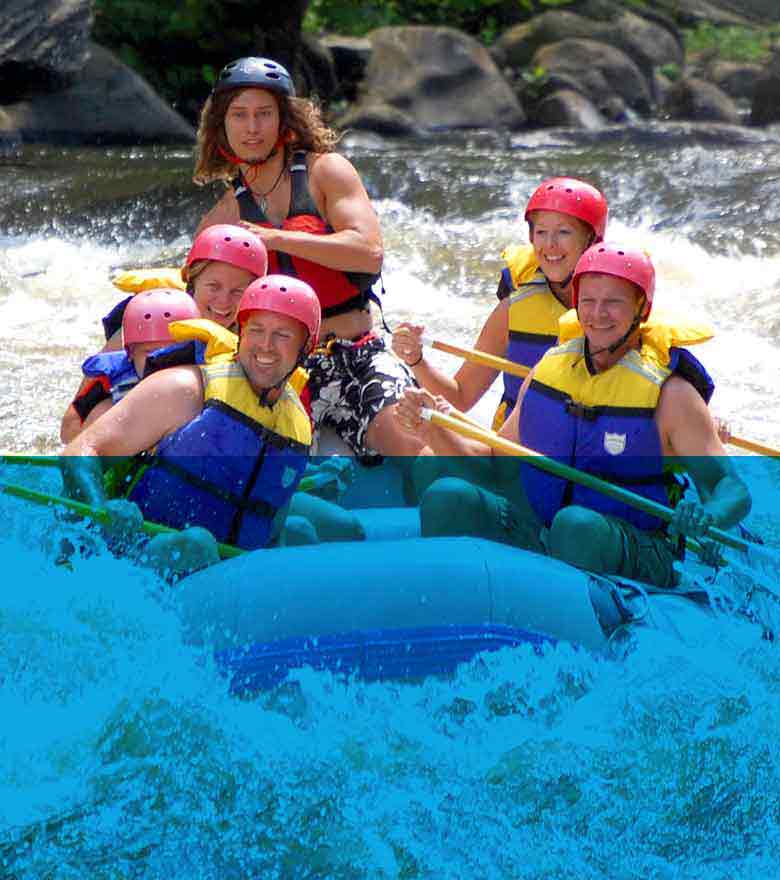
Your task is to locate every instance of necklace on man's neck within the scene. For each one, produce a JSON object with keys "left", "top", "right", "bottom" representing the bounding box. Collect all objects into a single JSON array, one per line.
[{"left": 249, "top": 164, "right": 286, "bottom": 215}]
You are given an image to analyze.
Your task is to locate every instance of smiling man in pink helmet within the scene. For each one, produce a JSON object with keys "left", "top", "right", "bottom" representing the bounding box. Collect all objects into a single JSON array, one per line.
[
  {"left": 397, "top": 243, "right": 751, "bottom": 587},
  {"left": 61, "top": 275, "right": 321, "bottom": 574}
]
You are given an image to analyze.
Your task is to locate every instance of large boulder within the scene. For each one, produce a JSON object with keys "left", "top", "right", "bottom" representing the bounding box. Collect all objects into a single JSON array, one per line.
[
  {"left": 663, "top": 76, "right": 742, "bottom": 124},
  {"left": 0, "top": 0, "right": 92, "bottom": 94},
  {"left": 494, "top": 7, "right": 682, "bottom": 88},
  {"left": 664, "top": 0, "right": 779, "bottom": 26},
  {"left": 2, "top": 43, "right": 194, "bottom": 145},
  {"left": 341, "top": 26, "right": 525, "bottom": 133},
  {"left": 530, "top": 39, "right": 653, "bottom": 119},
  {"left": 533, "top": 89, "right": 607, "bottom": 129},
  {"left": 706, "top": 61, "right": 764, "bottom": 101},
  {"left": 691, "top": 0, "right": 780, "bottom": 24},
  {"left": 750, "top": 55, "right": 780, "bottom": 126},
  {"left": 492, "top": 11, "right": 599, "bottom": 70},
  {"left": 319, "top": 35, "right": 372, "bottom": 103},
  {"left": 0, "top": 107, "right": 21, "bottom": 153}
]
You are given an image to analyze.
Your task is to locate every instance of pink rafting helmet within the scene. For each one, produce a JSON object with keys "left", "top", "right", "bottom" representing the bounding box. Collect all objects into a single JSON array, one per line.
[
  {"left": 182, "top": 224, "right": 268, "bottom": 281},
  {"left": 525, "top": 177, "right": 608, "bottom": 241},
  {"left": 572, "top": 242, "right": 656, "bottom": 319},
  {"left": 122, "top": 288, "right": 201, "bottom": 348},
  {"left": 237, "top": 275, "right": 321, "bottom": 354}
]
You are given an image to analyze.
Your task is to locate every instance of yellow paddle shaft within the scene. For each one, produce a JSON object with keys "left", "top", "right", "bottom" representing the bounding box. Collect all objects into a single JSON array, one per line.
[{"left": 426, "top": 338, "right": 780, "bottom": 457}]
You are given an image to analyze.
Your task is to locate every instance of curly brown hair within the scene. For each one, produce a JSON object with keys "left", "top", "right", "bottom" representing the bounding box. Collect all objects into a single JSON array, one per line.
[{"left": 193, "top": 88, "right": 341, "bottom": 186}]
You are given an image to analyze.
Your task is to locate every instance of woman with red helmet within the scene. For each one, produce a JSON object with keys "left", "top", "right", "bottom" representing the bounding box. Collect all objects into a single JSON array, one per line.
[
  {"left": 396, "top": 243, "right": 751, "bottom": 588},
  {"left": 393, "top": 176, "right": 608, "bottom": 433},
  {"left": 182, "top": 223, "right": 268, "bottom": 330}
]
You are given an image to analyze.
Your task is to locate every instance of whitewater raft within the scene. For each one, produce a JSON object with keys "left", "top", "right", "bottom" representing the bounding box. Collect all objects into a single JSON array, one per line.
[
  {"left": 176, "top": 499, "right": 732, "bottom": 694},
  {"left": 173, "top": 449, "right": 754, "bottom": 694}
]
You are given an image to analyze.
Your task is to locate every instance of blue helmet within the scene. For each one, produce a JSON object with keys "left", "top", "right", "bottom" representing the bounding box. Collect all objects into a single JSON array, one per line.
[{"left": 213, "top": 57, "right": 295, "bottom": 97}]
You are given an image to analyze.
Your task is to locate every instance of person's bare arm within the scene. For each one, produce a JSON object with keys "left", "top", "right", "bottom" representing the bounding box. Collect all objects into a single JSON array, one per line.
[
  {"left": 61, "top": 366, "right": 204, "bottom": 506},
  {"left": 242, "top": 153, "right": 383, "bottom": 274},
  {"left": 60, "top": 396, "right": 114, "bottom": 444},
  {"left": 60, "top": 328, "right": 125, "bottom": 443},
  {"left": 659, "top": 376, "right": 751, "bottom": 533},
  {"left": 393, "top": 301, "right": 509, "bottom": 411},
  {"left": 63, "top": 366, "right": 204, "bottom": 459},
  {"left": 395, "top": 387, "right": 491, "bottom": 456}
]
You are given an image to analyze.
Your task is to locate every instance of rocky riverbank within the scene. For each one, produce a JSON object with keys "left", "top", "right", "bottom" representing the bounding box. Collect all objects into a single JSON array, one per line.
[{"left": 1, "top": 0, "right": 779, "bottom": 148}]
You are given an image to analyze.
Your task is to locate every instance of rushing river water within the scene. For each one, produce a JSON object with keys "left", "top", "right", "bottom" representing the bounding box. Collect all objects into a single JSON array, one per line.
[{"left": 2, "top": 123, "right": 780, "bottom": 878}]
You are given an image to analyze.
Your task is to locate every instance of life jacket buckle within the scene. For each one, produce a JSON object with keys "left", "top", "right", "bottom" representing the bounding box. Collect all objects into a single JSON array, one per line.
[{"left": 564, "top": 398, "right": 598, "bottom": 421}]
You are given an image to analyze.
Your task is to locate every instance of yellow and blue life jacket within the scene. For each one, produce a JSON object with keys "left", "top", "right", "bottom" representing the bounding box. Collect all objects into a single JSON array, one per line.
[
  {"left": 127, "top": 356, "right": 312, "bottom": 549},
  {"left": 81, "top": 350, "right": 140, "bottom": 406},
  {"left": 493, "top": 244, "right": 567, "bottom": 430},
  {"left": 520, "top": 313, "right": 715, "bottom": 532}
]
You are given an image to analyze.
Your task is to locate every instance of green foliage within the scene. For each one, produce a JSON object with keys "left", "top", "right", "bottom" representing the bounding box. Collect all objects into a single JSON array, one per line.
[
  {"left": 303, "top": 0, "right": 577, "bottom": 40},
  {"left": 683, "top": 22, "right": 780, "bottom": 64},
  {"left": 303, "top": 0, "right": 402, "bottom": 36},
  {"left": 93, "top": 0, "right": 293, "bottom": 121},
  {"left": 659, "top": 62, "right": 681, "bottom": 82},
  {"left": 519, "top": 64, "right": 549, "bottom": 101},
  {"left": 479, "top": 16, "right": 501, "bottom": 45}
]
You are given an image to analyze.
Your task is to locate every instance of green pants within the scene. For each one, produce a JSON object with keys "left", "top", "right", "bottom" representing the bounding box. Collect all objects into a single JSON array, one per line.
[{"left": 420, "top": 476, "right": 680, "bottom": 588}]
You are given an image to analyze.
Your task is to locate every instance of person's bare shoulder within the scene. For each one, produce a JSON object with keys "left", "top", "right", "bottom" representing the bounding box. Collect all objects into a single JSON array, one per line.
[
  {"left": 309, "top": 151, "right": 365, "bottom": 195},
  {"left": 657, "top": 374, "right": 721, "bottom": 455},
  {"left": 196, "top": 189, "right": 240, "bottom": 235}
]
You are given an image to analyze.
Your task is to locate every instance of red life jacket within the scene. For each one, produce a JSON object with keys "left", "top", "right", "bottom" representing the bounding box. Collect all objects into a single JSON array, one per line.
[{"left": 233, "top": 151, "right": 380, "bottom": 318}]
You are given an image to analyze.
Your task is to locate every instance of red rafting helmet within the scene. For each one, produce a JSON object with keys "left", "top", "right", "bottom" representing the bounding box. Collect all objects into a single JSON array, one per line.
[
  {"left": 122, "top": 288, "right": 200, "bottom": 349},
  {"left": 525, "top": 177, "right": 608, "bottom": 241},
  {"left": 237, "top": 275, "right": 321, "bottom": 353},
  {"left": 572, "top": 243, "right": 656, "bottom": 319},
  {"left": 182, "top": 224, "right": 268, "bottom": 282}
]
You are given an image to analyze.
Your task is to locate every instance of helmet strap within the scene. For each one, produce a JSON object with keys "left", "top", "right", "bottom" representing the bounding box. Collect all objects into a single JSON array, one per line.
[
  {"left": 584, "top": 300, "right": 645, "bottom": 361},
  {"left": 254, "top": 341, "right": 310, "bottom": 408},
  {"left": 217, "top": 134, "right": 286, "bottom": 172}
]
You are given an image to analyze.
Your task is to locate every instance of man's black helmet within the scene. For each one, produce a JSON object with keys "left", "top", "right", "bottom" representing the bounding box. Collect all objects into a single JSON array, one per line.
[{"left": 213, "top": 57, "right": 295, "bottom": 97}]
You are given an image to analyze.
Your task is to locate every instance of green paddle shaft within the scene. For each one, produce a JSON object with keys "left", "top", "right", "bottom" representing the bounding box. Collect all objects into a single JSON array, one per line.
[
  {"left": 1, "top": 455, "right": 60, "bottom": 468},
  {"left": 425, "top": 408, "right": 751, "bottom": 554},
  {"left": 0, "top": 480, "right": 244, "bottom": 559}
]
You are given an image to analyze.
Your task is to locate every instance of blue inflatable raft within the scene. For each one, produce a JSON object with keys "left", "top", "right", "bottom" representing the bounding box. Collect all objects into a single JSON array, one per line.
[{"left": 176, "top": 530, "right": 729, "bottom": 695}]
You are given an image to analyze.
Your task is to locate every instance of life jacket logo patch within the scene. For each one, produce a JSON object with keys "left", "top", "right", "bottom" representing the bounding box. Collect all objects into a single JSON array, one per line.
[
  {"left": 281, "top": 466, "right": 298, "bottom": 488},
  {"left": 603, "top": 432, "right": 627, "bottom": 455}
]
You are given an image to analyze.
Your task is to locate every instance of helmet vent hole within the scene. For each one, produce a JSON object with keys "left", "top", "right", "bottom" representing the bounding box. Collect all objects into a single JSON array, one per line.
[
  {"left": 164, "top": 311, "right": 172, "bottom": 318},
  {"left": 618, "top": 250, "right": 625, "bottom": 256},
  {"left": 224, "top": 236, "right": 232, "bottom": 242},
  {"left": 243, "top": 242, "right": 250, "bottom": 247},
  {"left": 144, "top": 312, "right": 152, "bottom": 320}
]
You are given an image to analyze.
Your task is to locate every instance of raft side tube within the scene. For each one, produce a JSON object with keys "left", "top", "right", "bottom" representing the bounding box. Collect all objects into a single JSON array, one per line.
[
  {"left": 176, "top": 537, "right": 612, "bottom": 654},
  {"left": 219, "top": 624, "right": 557, "bottom": 694}
]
